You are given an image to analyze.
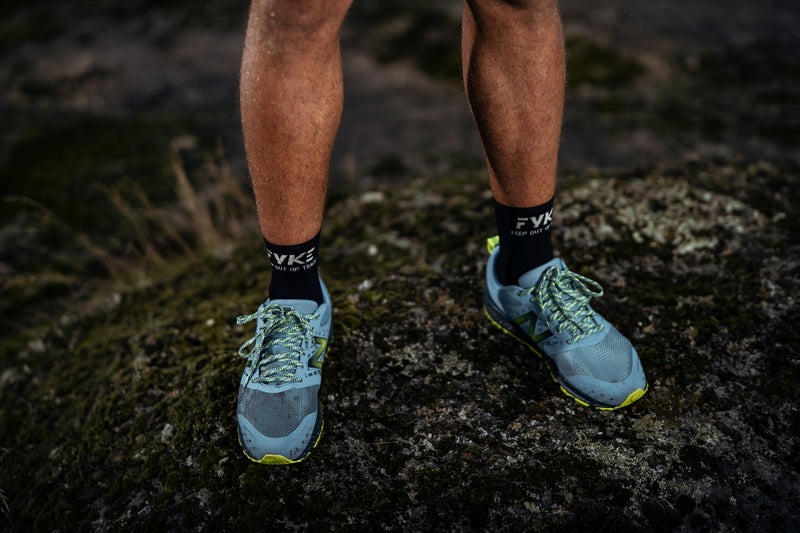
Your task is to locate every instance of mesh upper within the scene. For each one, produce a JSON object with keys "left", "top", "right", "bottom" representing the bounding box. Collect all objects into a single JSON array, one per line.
[
  {"left": 239, "top": 385, "right": 318, "bottom": 438},
  {"left": 555, "top": 327, "right": 632, "bottom": 382}
]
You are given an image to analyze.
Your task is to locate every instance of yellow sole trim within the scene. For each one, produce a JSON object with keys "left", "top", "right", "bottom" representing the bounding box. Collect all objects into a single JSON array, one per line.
[
  {"left": 483, "top": 307, "right": 544, "bottom": 358},
  {"left": 241, "top": 419, "right": 325, "bottom": 465},
  {"left": 484, "top": 306, "right": 648, "bottom": 411},
  {"left": 614, "top": 386, "right": 649, "bottom": 409}
]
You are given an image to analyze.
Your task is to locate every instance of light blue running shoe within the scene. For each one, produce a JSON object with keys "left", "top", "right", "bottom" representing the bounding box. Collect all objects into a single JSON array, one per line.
[
  {"left": 484, "top": 236, "right": 647, "bottom": 410},
  {"left": 235, "top": 279, "right": 332, "bottom": 464}
]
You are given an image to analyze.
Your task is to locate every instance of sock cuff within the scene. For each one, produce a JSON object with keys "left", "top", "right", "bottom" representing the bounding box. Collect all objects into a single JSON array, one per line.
[
  {"left": 263, "top": 231, "right": 320, "bottom": 273},
  {"left": 493, "top": 196, "right": 554, "bottom": 238}
]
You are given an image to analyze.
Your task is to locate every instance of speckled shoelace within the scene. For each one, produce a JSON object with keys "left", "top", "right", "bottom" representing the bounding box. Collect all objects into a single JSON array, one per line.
[
  {"left": 237, "top": 304, "right": 318, "bottom": 384},
  {"left": 522, "top": 266, "right": 605, "bottom": 344}
]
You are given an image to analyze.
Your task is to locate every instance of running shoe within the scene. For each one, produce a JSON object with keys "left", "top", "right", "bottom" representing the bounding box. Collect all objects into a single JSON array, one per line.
[
  {"left": 235, "top": 278, "right": 332, "bottom": 464},
  {"left": 483, "top": 236, "right": 647, "bottom": 409}
]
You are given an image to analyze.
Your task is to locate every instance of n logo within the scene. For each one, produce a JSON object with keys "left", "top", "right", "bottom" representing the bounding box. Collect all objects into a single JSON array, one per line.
[
  {"left": 515, "top": 313, "right": 552, "bottom": 343},
  {"left": 309, "top": 337, "right": 328, "bottom": 369}
]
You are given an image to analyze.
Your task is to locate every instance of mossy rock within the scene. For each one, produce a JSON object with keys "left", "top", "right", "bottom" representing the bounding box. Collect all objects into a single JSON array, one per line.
[{"left": 1, "top": 160, "right": 799, "bottom": 531}]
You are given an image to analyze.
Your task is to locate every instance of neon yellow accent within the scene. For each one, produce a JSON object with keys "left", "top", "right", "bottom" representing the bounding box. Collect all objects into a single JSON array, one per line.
[
  {"left": 486, "top": 235, "right": 500, "bottom": 254},
  {"left": 558, "top": 384, "right": 649, "bottom": 411},
  {"left": 484, "top": 307, "right": 544, "bottom": 359},
  {"left": 615, "top": 386, "right": 648, "bottom": 409},
  {"left": 513, "top": 312, "right": 553, "bottom": 343},
  {"left": 256, "top": 454, "right": 300, "bottom": 465},
  {"left": 559, "top": 385, "right": 592, "bottom": 407},
  {"left": 513, "top": 313, "right": 529, "bottom": 325},
  {"left": 521, "top": 266, "right": 604, "bottom": 343},
  {"left": 310, "top": 336, "right": 328, "bottom": 369},
  {"left": 485, "top": 305, "right": 649, "bottom": 410},
  {"left": 240, "top": 420, "right": 325, "bottom": 465}
]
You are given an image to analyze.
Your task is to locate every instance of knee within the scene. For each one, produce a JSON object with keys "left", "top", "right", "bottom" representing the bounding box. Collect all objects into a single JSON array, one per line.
[{"left": 248, "top": 0, "right": 353, "bottom": 38}]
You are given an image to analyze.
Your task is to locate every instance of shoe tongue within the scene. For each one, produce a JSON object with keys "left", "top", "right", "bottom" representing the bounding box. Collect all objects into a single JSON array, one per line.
[
  {"left": 269, "top": 299, "right": 319, "bottom": 315},
  {"left": 258, "top": 299, "right": 319, "bottom": 378},
  {"left": 517, "top": 257, "right": 565, "bottom": 287}
]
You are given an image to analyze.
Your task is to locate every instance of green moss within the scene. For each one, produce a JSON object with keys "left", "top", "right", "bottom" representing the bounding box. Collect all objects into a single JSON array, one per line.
[
  {"left": 1, "top": 111, "right": 209, "bottom": 236},
  {"left": 346, "top": 1, "right": 462, "bottom": 82},
  {"left": 2, "top": 161, "right": 799, "bottom": 531},
  {"left": 566, "top": 36, "right": 645, "bottom": 87}
]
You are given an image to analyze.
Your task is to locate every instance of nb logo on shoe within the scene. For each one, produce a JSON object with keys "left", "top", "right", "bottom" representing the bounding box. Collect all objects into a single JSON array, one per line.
[
  {"left": 309, "top": 336, "right": 328, "bottom": 369},
  {"left": 515, "top": 312, "right": 553, "bottom": 344}
]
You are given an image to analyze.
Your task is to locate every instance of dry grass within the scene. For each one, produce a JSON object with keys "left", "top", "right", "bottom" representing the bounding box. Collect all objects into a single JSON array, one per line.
[
  {"left": 106, "top": 135, "right": 257, "bottom": 264},
  {"left": 0, "top": 136, "right": 257, "bottom": 333},
  {"left": 0, "top": 138, "right": 258, "bottom": 520}
]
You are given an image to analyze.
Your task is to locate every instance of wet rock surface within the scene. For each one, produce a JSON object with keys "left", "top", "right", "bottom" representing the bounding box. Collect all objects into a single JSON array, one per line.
[{"left": 2, "top": 160, "right": 799, "bottom": 531}]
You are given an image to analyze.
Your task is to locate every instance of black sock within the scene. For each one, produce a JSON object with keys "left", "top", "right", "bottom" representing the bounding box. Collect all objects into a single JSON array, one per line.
[
  {"left": 493, "top": 197, "right": 555, "bottom": 285},
  {"left": 264, "top": 232, "right": 323, "bottom": 304}
]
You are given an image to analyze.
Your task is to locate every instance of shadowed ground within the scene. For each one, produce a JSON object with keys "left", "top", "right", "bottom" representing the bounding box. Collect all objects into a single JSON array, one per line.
[
  {"left": 2, "top": 160, "right": 799, "bottom": 531},
  {"left": 1, "top": 1, "right": 799, "bottom": 531}
]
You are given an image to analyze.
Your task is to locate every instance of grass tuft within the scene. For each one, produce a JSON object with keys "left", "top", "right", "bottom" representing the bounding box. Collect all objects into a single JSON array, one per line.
[{"left": 105, "top": 136, "right": 256, "bottom": 264}]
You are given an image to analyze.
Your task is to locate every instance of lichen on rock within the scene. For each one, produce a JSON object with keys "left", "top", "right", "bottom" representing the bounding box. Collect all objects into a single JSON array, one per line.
[{"left": 2, "top": 159, "right": 798, "bottom": 531}]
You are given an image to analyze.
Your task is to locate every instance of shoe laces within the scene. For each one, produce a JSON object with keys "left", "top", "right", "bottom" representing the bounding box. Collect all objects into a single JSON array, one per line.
[
  {"left": 521, "top": 266, "right": 605, "bottom": 344},
  {"left": 236, "top": 304, "right": 318, "bottom": 384}
]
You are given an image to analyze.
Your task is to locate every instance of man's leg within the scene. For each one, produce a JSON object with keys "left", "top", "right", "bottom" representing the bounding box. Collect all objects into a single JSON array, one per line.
[
  {"left": 242, "top": 0, "right": 352, "bottom": 245},
  {"left": 462, "top": 0, "right": 563, "bottom": 209},
  {"left": 241, "top": 0, "right": 352, "bottom": 301},
  {"left": 463, "top": 0, "right": 563, "bottom": 285},
  {"left": 465, "top": 0, "right": 648, "bottom": 409},
  {"left": 235, "top": 0, "right": 350, "bottom": 464}
]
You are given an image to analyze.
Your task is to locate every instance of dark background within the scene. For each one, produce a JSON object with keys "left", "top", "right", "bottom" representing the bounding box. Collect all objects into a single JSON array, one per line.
[{"left": 1, "top": 1, "right": 799, "bottom": 531}]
